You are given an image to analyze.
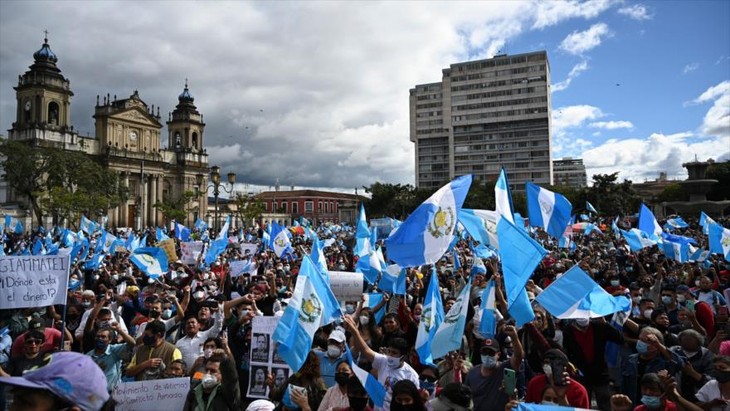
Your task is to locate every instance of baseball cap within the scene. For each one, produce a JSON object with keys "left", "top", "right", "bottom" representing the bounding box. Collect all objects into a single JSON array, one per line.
[
  {"left": 480, "top": 338, "right": 500, "bottom": 354},
  {"left": 28, "top": 319, "right": 45, "bottom": 331},
  {"left": 677, "top": 284, "right": 690, "bottom": 293},
  {"left": 82, "top": 290, "right": 95, "bottom": 298},
  {"left": 0, "top": 351, "right": 109, "bottom": 410},
  {"left": 329, "top": 330, "right": 346, "bottom": 343}
]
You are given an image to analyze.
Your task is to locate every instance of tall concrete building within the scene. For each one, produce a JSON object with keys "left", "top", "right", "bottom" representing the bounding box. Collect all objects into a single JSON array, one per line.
[
  {"left": 410, "top": 51, "right": 552, "bottom": 190},
  {"left": 553, "top": 157, "right": 587, "bottom": 188}
]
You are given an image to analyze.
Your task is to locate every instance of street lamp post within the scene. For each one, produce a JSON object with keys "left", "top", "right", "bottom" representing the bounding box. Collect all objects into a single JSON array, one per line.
[{"left": 198, "top": 166, "right": 236, "bottom": 235}]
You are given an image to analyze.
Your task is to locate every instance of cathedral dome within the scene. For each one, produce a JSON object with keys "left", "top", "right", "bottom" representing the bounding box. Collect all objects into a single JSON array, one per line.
[
  {"left": 178, "top": 80, "right": 194, "bottom": 103},
  {"left": 33, "top": 37, "right": 58, "bottom": 64}
]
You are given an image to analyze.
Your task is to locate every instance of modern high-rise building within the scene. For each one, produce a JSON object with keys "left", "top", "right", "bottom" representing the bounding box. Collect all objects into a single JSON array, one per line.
[
  {"left": 553, "top": 157, "right": 588, "bottom": 188},
  {"left": 410, "top": 51, "right": 552, "bottom": 190}
]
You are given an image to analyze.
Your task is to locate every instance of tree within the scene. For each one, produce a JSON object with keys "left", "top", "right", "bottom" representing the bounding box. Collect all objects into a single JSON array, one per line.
[
  {"left": 153, "top": 190, "right": 197, "bottom": 225},
  {"left": 706, "top": 160, "right": 730, "bottom": 201},
  {"left": 0, "top": 139, "right": 128, "bottom": 227},
  {"left": 656, "top": 183, "right": 687, "bottom": 203},
  {"left": 363, "top": 182, "right": 420, "bottom": 219},
  {"left": 585, "top": 172, "right": 641, "bottom": 215},
  {"left": 463, "top": 178, "right": 495, "bottom": 210},
  {"left": 234, "top": 193, "right": 266, "bottom": 226}
]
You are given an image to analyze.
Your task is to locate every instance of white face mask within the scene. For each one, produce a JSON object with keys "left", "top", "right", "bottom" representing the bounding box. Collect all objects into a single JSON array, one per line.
[
  {"left": 162, "top": 309, "right": 173, "bottom": 319},
  {"left": 643, "top": 309, "right": 654, "bottom": 319},
  {"left": 204, "top": 348, "right": 213, "bottom": 359},
  {"left": 201, "top": 373, "right": 218, "bottom": 389},
  {"left": 610, "top": 280, "right": 620, "bottom": 287},
  {"left": 676, "top": 295, "right": 686, "bottom": 303},
  {"left": 327, "top": 345, "right": 341, "bottom": 358},
  {"left": 359, "top": 316, "right": 369, "bottom": 325},
  {"left": 575, "top": 318, "right": 590, "bottom": 328},
  {"left": 542, "top": 364, "right": 553, "bottom": 378},
  {"left": 194, "top": 291, "right": 205, "bottom": 300},
  {"left": 239, "top": 309, "right": 250, "bottom": 319}
]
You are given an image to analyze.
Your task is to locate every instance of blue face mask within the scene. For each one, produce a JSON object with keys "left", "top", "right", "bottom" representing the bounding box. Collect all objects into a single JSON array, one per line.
[
  {"left": 420, "top": 379, "right": 435, "bottom": 395},
  {"left": 636, "top": 340, "right": 649, "bottom": 354},
  {"left": 641, "top": 394, "right": 662, "bottom": 409},
  {"left": 481, "top": 354, "right": 497, "bottom": 369}
]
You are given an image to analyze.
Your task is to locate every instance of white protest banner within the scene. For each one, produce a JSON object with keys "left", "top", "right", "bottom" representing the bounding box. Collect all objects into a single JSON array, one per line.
[
  {"left": 248, "top": 316, "right": 291, "bottom": 399},
  {"left": 229, "top": 259, "right": 257, "bottom": 278},
  {"left": 180, "top": 241, "right": 203, "bottom": 264},
  {"left": 0, "top": 255, "right": 70, "bottom": 308},
  {"left": 241, "top": 243, "right": 258, "bottom": 257},
  {"left": 328, "top": 271, "right": 363, "bottom": 302},
  {"left": 112, "top": 377, "right": 189, "bottom": 411}
]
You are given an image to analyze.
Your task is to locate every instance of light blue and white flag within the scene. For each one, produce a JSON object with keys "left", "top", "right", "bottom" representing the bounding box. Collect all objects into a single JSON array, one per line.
[
  {"left": 4, "top": 216, "right": 23, "bottom": 234},
  {"left": 355, "top": 247, "right": 384, "bottom": 285},
  {"left": 452, "top": 249, "right": 461, "bottom": 270},
  {"left": 497, "top": 218, "right": 547, "bottom": 326},
  {"left": 174, "top": 222, "right": 191, "bottom": 241},
  {"left": 379, "top": 264, "right": 406, "bottom": 295},
  {"left": 515, "top": 402, "right": 592, "bottom": 411},
  {"left": 689, "top": 246, "right": 710, "bottom": 263},
  {"left": 558, "top": 234, "right": 574, "bottom": 250},
  {"left": 310, "top": 239, "right": 330, "bottom": 281},
  {"left": 586, "top": 201, "right": 598, "bottom": 215},
  {"left": 700, "top": 212, "right": 716, "bottom": 235},
  {"left": 526, "top": 182, "right": 572, "bottom": 239},
  {"left": 662, "top": 240, "right": 689, "bottom": 263},
  {"left": 130, "top": 247, "right": 169, "bottom": 279},
  {"left": 84, "top": 252, "right": 105, "bottom": 270},
  {"left": 345, "top": 346, "right": 386, "bottom": 407},
  {"left": 79, "top": 215, "right": 97, "bottom": 234},
  {"left": 156, "top": 227, "right": 170, "bottom": 242},
  {"left": 638, "top": 203, "right": 662, "bottom": 238},
  {"left": 621, "top": 228, "right": 658, "bottom": 252},
  {"left": 385, "top": 175, "right": 472, "bottom": 267},
  {"left": 194, "top": 218, "right": 208, "bottom": 232},
  {"left": 536, "top": 265, "right": 631, "bottom": 319},
  {"left": 229, "top": 260, "right": 257, "bottom": 278},
  {"left": 459, "top": 209, "right": 499, "bottom": 249},
  {"left": 354, "top": 204, "right": 371, "bottom": 256},
  {"left": 495, "top": 167, "right": 514, "bottom": 224},
  {"left": 273, "top": 255, "right": 342, "bottom": 371},
  {"left": 216, "top": 215, "right": 230, "bottom": 240},
  {"left": 32, "top": 238, "right": 44, "bottom": 255},
  {"left": 471, "top": 256, "right": 487, "bottom": 277},
  {"left": 664, "top": 216, "right": 688, "bottom": 231},
  {"left": 478, "top": 280, "right": 497, "bottom": 338},
  {"left": 708, "top": 223, "right": 730, "bottom": 261},
  {"left": 204, "top": 238, "right": 229, "bottom": 265},
  {"left": 416, "top": 268, "right": 444, "bottom": 366},
  {"left": 431, "top": 277, "right": 471, "bottom": 359},
  {"left": 611, "top": 217, "right": 621, "bottom": 239},
  {"left": 269, "top": 222, "right": 292, "bottom": 258}
]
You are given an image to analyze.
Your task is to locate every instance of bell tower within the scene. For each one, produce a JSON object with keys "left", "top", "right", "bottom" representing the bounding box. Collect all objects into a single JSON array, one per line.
[
  {"left": 166, "top": 80, "right": 204, "bottom": 152},
  {"left": 12, "top": 32, "right": 74, "bottom": 135}
]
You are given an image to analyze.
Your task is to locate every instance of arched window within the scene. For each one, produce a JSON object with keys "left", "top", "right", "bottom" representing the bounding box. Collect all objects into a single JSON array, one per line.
[
  {"left": 48, "top": 101, "right": 59, "bottom": 125},
  {"left": 192, "top": 132, "right": 198, "bottom": 148},
  {"left": 175, "top": 132, "right": 181, "bottom": 147}
]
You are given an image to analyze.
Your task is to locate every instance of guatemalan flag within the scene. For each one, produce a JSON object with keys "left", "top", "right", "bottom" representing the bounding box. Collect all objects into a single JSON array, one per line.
[
  {"left": 498, "top": 217, "right": 547, "bottom": 326},
  {"left": 379, "top": 264, "right": 406, "bottom": 295},
  {"left": 204, "top": 238, "right": 228, "bottom": 265},
  {"left": 216, "top": 215, "right": 230, "bottom": 240},
  {"left": 79, "top": 215, "right": 97, "bottom": 234},
  {"left": 458, "top": 209, "right": 499, "bottom": 249},
  {"left": 273, "top": 255, "right": 342, "bottom": 372},
  {"left": 156, "top": 227, "right": 170, "bottom": 242},
  {"left": 416, "top": 268, "right": 444, "bottom": 366},
  {"left": 269, "top": 222, "right": 292, "bottom": 258},
  {"left": 130, "top": 247, "right": 169, "bottom": 279},
  {"left": 194, "top": 218, "right": 208, "bottom": 232},
  {"left": 638, "top": 203, "right": 662, "bottom": 238},
  {"left": 621, "top": 228, "right": 658, "bottom": 252},
  {"left": 709, "top": 223, "right": 730, "bottom": 261},
  {"left": 174, "top": 222, "right": 191, "bottom": 241},
  {"left": 4, "top": 216, "right": 24, "bottom": 234},
  {"left": 700, "top": 212, "right": 716, "bottom": 235},
  {"left": 355, "top": 246, "right": 385, "bottom": 285},
  {"left": 345, "top": 346, "right": 386, "bottom": 407},
  {"left": 385, "top": 175, "right": 472, "bottom": 267},
  {"left": 664, "top": 216, "right": 689, "bottom": 231},
  {"left": 515, "top": 403, "right": 592, "bottom": 411},
  {"left": 479, "top": 280, "right": 498, "bottom": 338},
  {"left": 586, "top": 201, "right": 598, "bottom": 215},
  {"left": 525, "top": 182, "right": 572, "bottom": 239},
  {"left": 354, "top": 204, "right": 371, "bottom": 257},
  {"left": 536, "top": 265, "right": 631, "bottom": 319},
  {"left": 495, "top": 167, "right": 514, "bottom": 224},
  {"left": 431, "top": 277, "right": 472, "bottom": 359}
]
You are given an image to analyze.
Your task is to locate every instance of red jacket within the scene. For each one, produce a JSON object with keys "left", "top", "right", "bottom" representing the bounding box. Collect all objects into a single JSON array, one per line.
[{"left": 525, "top": 374, "right": 590, "bottom": 409}]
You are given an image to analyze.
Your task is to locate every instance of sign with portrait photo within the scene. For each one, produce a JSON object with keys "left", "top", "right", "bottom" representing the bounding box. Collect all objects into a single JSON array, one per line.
[{"left": 247, "top": 316, "right": 292, "bottom": 399}]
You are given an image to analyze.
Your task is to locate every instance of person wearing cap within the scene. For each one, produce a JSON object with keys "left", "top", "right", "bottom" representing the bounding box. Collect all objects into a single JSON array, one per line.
[
  {"left": 314, "top": 329, "right": 348, "bottom": 388},
  {"left": 9, "top": 318, "right": 63, "bottom": 358},
  {"left": 429, "top": 382, "right": 472, "bottom": 411},
  {"left": 0, "top": 351, "right": 110, "bottom": 411},
  {"left": 465, "top": 325, "right": 523, "bottom": 411},
  {"left": 342, "top": 316, "right": 419, "bottom": 411},
  {"left": 246, "top": 399, "right": 276, "bottom": 411}
]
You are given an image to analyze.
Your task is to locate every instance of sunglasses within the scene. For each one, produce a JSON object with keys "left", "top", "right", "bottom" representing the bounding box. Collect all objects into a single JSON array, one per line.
[{"left": 25, "top": 339, "right": 43, "bottom": 346}]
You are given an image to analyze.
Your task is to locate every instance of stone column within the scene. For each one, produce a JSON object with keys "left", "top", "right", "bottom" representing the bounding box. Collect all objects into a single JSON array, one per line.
[
  {"left": 150, "top": 175, "right": 158, "bottom": 227},
  {"left": 156, "top": 175, "right": 164, "bottom": 226},
  {"left": 141, "top": 174, "right": 148, "bottom": 229},
  {"left": 121, "top": 172, "right": 129, "bottom": 227}
]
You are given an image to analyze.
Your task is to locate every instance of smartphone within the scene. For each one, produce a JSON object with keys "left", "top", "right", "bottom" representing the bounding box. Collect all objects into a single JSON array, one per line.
[
  {"left": 503, "top": 368, "right": 517, "bottom": 397},
  {"left": 289, "top": 384, "right": 307, "bottom": 397}
]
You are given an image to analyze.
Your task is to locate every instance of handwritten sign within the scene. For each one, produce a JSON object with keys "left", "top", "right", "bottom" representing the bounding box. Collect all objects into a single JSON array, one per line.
[
  {"left": 328, "top": 271, "right": 364, "bottom": 302},
  {"left": 180, "top": 241, "right": 203, "bottom": 264},
  {"left": 0, "top": 255, "right": 69, "bottom": 308},
  {"left": 229, "top": 259, "right": 257, "bottom": 278},
  {"left": 112, "top": 377, "right": 189, "bottom": 411},
  {"left": 157, "top": 239, "right": 178, "bottom": 263},
  {"left": 240, "top": 243, "right": 258, "bottom": 256}
]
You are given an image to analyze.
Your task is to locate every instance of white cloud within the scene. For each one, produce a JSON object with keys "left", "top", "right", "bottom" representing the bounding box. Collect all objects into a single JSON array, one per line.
[
  {"left": 532, "top": 0, "right": 615, "bottom": 29},
  {"left": 559, "top": 23, "right": 612, "bottom": 55},
  {"left": 552, "top": 60, "right": 589, "bottom": 92},
  {"left": 589, "top": 120, "right": 634, "bottom": 129},
  {"left": 692, "top": 80, "right": 730, "bottom": 139},
  {"left": 617, "top": 4, "right": 652, "bottom": 20},
  {"left": 551, "top": 105, "right": 603, "bottom": 155},
  {"left": 582, "top": 132, "right": 729, "bottom": 182},
  {"left": 683, "top": 62, "right": 700, "bottom": 74}
]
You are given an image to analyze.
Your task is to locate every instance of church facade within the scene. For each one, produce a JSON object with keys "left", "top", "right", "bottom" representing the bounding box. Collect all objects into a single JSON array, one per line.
[{"left": 5, "top": 36, "right": 210, "bottom": 230}]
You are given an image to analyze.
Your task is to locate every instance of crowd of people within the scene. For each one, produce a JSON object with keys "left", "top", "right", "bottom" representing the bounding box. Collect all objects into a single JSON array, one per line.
[{"left": 0, "top": 211, "right": 729, "bottom": 411}]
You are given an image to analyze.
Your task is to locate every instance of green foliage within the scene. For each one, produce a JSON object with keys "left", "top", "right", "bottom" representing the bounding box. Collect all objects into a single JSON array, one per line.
[
  {"left": 0, "top": 139, "right": 128, "bottom": 226},
  {"left": 234, "top": 193, "right": 266, "bottom": 226},
  {"left": 584, "top": 172, "right": 641, "bottom": 215},
  {"left": 363, "top": 182, "right": 421, "bottom": 219},
  {"left": 153, "top": 190, "right": 197, "bottom": 224},
  {"left": 656, "top": 183, "right": 687, "bottom": 203},
  {"left": 706, "top": 160, "right": 730, "bottom": 200}
]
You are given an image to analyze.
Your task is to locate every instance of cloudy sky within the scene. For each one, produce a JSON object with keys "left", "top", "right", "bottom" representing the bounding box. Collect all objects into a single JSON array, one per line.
[{"left": 1, "top": 1, "right": 728, "bottom": 194}]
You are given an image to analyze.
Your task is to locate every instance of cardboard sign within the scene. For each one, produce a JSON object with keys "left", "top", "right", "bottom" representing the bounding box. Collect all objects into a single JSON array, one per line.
[
  {"left": 0, "top": 255, "right": 70, "bottom": 308},
  {"left": 328, "top": 271, "right": 364, "bottom": 302},
  {"left": 157, "top": 239, "right": 178, "bottom": 262}
]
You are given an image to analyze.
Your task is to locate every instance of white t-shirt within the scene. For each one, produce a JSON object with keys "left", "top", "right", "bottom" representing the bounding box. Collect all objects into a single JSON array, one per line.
[
  {"left": 371, "top": 352, "right": 419, "bottom": 411},
  {"left": 696, "top": 380, "right": 730, "bottom": 411}
]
